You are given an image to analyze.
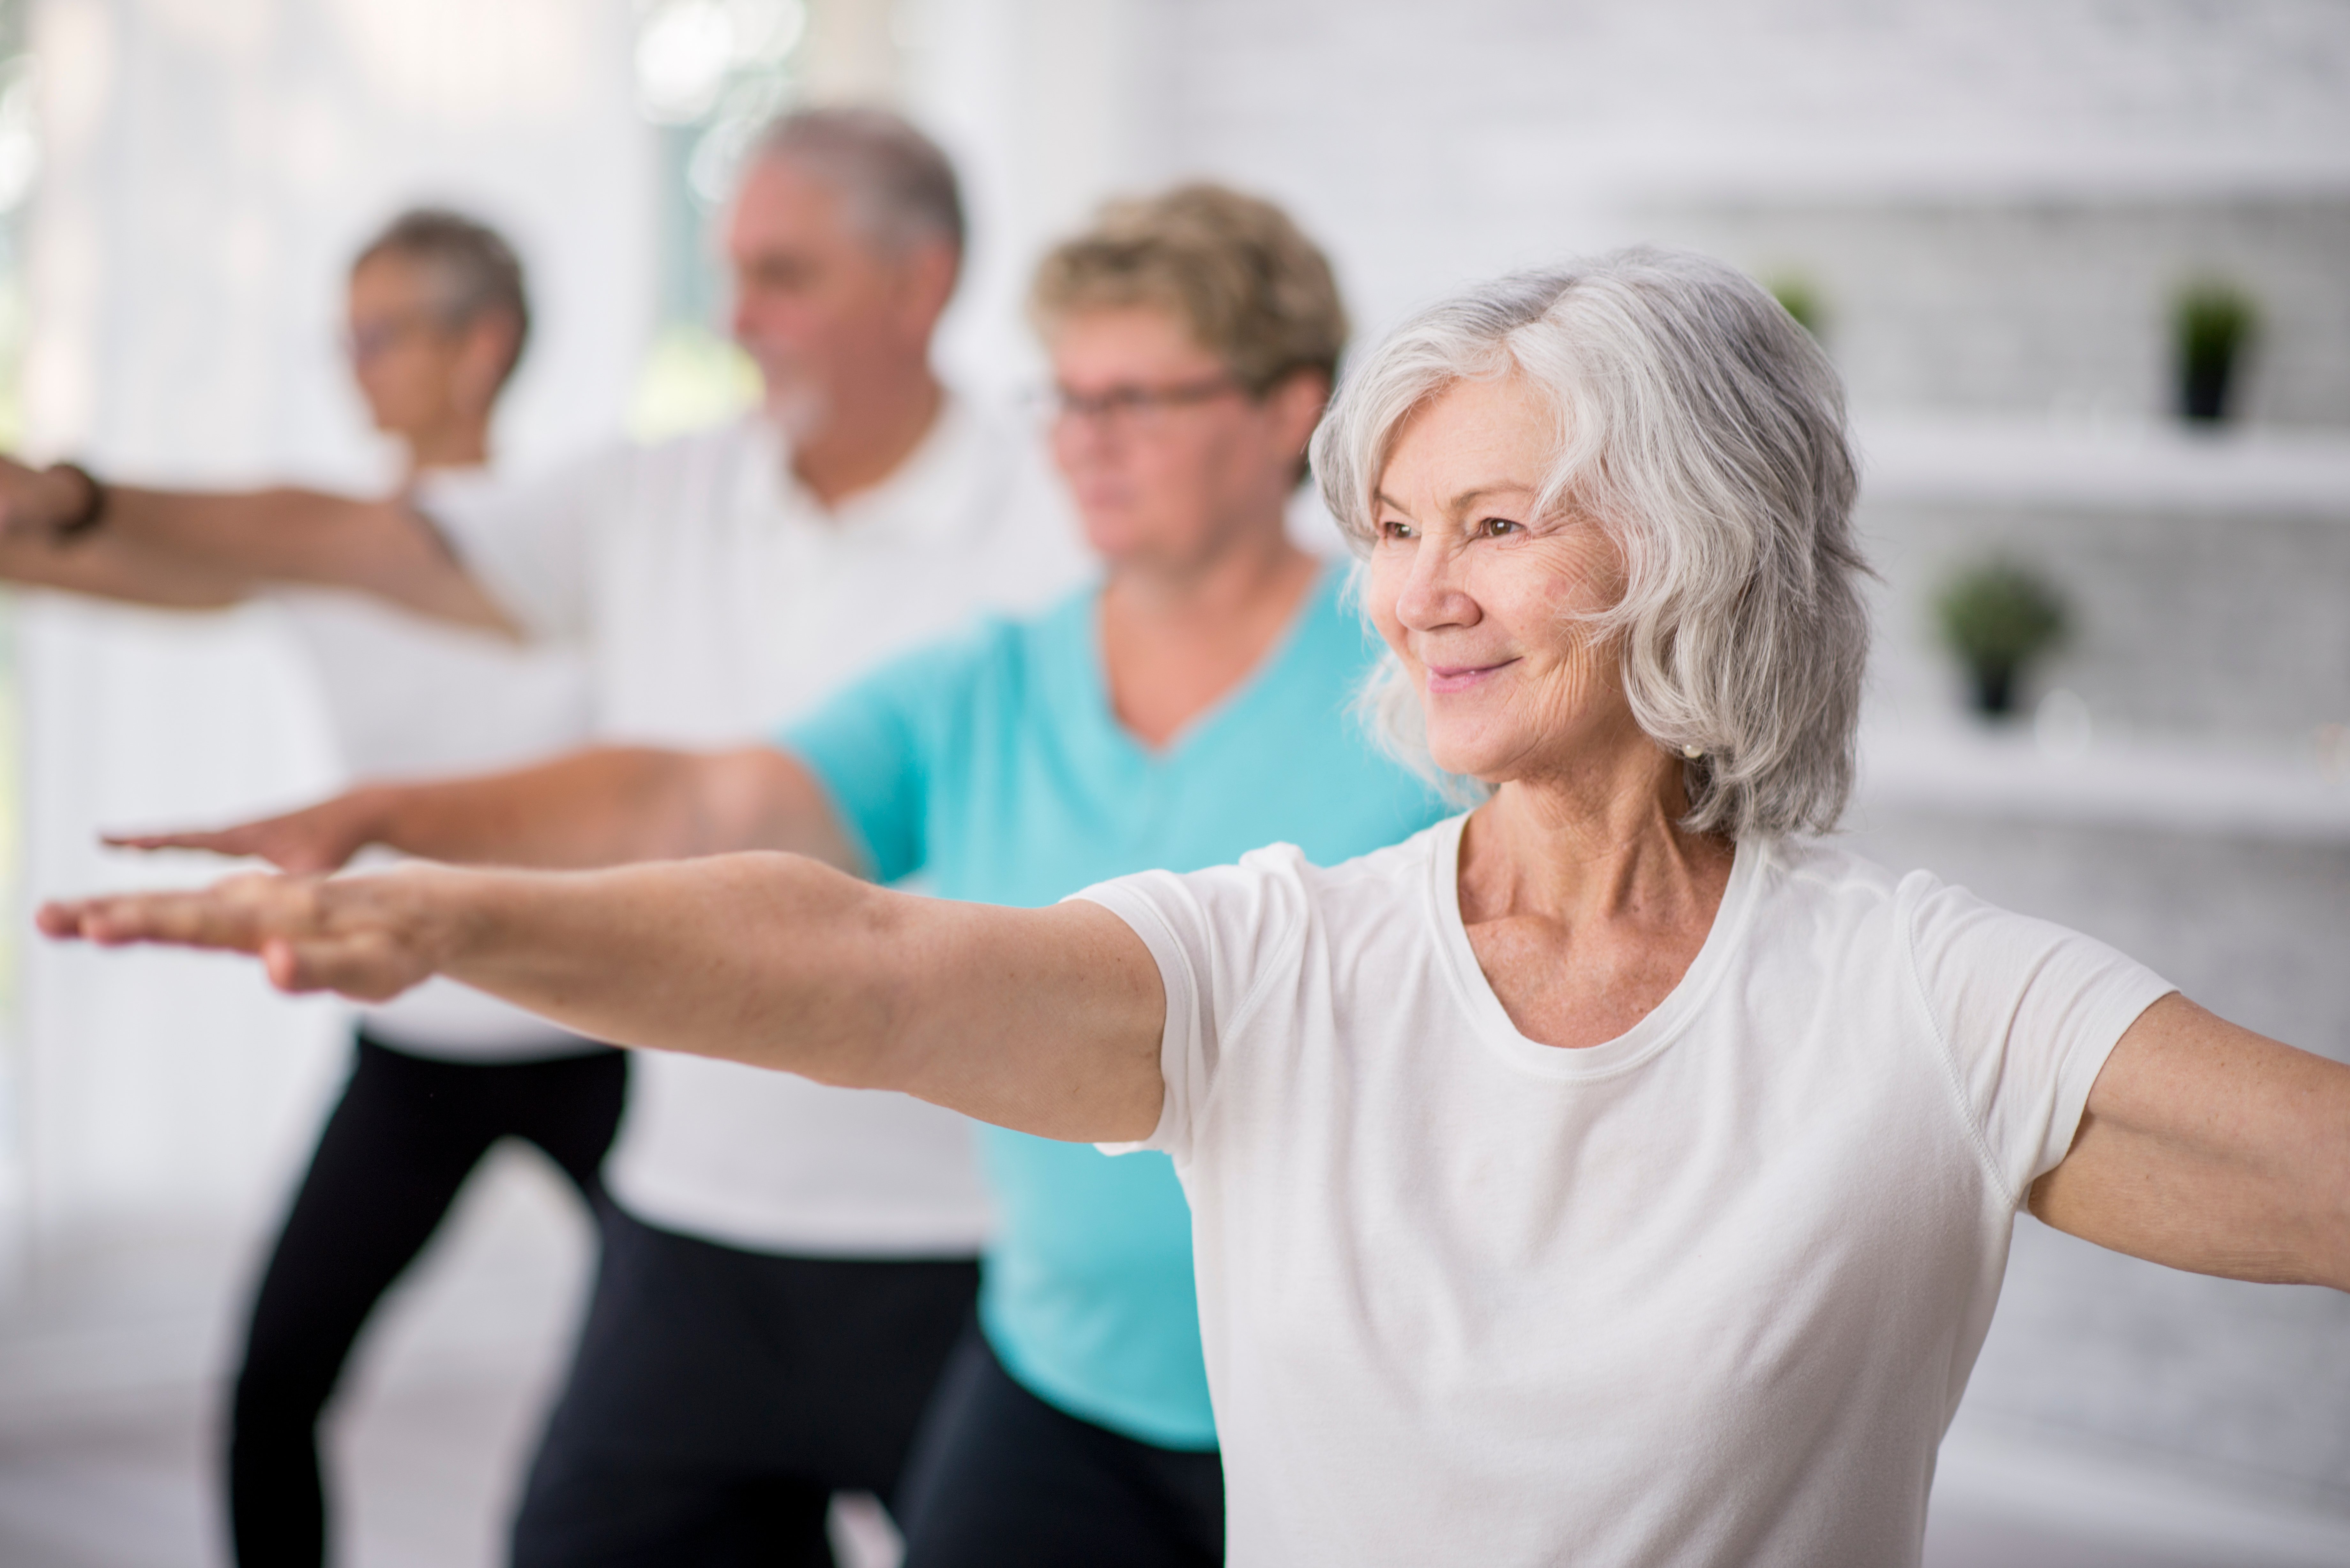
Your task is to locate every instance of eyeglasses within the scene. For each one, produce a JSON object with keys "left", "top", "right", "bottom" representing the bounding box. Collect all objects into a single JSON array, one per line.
[
  {"left": 344, "top": 309, "right": 457, "bottom": 365},
  {"left": 1033, "top": 374, "right": 1245, "bottom": 431}
]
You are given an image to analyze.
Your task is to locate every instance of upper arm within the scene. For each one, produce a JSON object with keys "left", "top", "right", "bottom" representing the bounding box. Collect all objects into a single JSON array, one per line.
[
  {"left": 690, "top": 747, "right": 863, "bottom": 872},
  {"left": 779, "top": 626, "right": 1000, "bottom": 885},
  {"left": 2030, "top": 993, "right": 2350, "bottom": 1291},
  {"left": 870, "top": 893, "right": 1168, "bottom": 1143}
]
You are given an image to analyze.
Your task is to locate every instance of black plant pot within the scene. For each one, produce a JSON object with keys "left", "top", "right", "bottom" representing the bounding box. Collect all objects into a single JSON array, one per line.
[
  {"left": 1968, "top": 661, "right": 2017, "bottom": 717},
  {"left": 2180, "top": 349, "right": 2235, "bottom": 423}
]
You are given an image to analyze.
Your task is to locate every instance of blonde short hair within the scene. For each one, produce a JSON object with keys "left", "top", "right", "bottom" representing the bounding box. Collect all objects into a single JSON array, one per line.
[
  {"left": 1030, "top": 183, "right": 1347, "bottom": 395},
  {"left": 1311, "top": 248, "right": 1870, "bottom": 841}
]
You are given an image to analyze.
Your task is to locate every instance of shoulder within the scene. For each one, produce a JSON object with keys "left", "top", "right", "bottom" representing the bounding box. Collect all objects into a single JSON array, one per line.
[
  {"left": 1767, "top": 836, "right": 2068, "bottom": 972},
  {"left": 1108, "top": 824, "right": 1447, "bottom": 963}
]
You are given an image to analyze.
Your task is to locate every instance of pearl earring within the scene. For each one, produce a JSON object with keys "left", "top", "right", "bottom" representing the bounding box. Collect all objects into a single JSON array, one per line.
[{"left": 1681, "top": 743, "right": 1704, "bottom": 759}]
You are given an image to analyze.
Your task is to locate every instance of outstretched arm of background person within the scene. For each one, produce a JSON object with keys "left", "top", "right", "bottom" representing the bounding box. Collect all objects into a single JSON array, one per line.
[
  {"left": 37, "top": 854, "right": 1168, "bottom": 1144},
  {"left": 106, "top": 745, "right": 862, "bottom": 878},
  {"left": 2032, "top": 993, "right": 2350, "bottom": 1293},
  {"left": 0, "top": 456, "right": 516, "bottom": 632}
]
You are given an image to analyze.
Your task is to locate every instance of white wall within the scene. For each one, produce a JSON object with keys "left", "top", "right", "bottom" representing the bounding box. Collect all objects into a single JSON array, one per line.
[{"left": 4, "top": 0, "right": 654, "bottom": 1275}]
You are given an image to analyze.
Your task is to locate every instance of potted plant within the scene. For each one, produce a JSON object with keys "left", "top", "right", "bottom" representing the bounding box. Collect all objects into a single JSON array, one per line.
[
  {"left": 1933, "top": 561, "right": 2069, "bottom": 718},
  {"left": 2173, "top": 280, "right": 2257, "bottom": 425},
  {"left": 1767, "top": 273, "right": 1827, "bottom": 342}
]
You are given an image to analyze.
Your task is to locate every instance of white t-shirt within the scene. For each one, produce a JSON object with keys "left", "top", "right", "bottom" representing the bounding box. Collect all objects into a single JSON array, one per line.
[
  {"left": 274, "top": 466, "right": 599, "bottom": 1061},
  {"left": 429, "top": 399, "right": 1089, "bottom": 1256},
  {"left": 1080, "top": 815, "right": 2174, "bottom": 1567}
]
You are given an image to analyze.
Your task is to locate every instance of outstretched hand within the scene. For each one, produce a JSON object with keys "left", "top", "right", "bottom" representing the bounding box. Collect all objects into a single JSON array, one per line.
[
  {"left": 104, "top": 790, "right": 387, "bottom": 875},
  {"left": 37, "top": 868, "right": 443, "bottom": 1002}
]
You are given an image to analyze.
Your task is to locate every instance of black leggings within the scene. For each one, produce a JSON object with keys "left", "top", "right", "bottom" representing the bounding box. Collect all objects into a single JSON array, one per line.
[
  {"left": 510, "top": 1206, "right": 979, "bottom": 1568},
  {"left": 895, "top": 1321, "right": 1224, "bottom": 1568},
  {"left": 228, "top": 1034, "right": 626, "bottom": 1568}
]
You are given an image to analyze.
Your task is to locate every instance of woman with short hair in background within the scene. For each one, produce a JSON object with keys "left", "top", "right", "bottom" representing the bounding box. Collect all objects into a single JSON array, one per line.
[{"left": 1, "top": 209, "right": 617, "bottom": 1568}]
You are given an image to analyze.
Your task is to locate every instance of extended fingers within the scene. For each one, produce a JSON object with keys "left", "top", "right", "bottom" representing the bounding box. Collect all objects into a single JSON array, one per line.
[
  {"left": 102, "top": 821, "right": 350, "bottom": 875},
  {"left": 102, "top": 828, "right": 242, "bottom": 853},
  {"left": 50, "top": 889, "right": 264, "bottom": 950},
  {"left": 39, "top": 873, "right": 323, "bottom": 953}
]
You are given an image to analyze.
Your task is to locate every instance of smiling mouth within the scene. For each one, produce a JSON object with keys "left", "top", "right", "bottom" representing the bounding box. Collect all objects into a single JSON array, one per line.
[{"left": 1423, "top": 659, "right": 1517, "bottom": 694}]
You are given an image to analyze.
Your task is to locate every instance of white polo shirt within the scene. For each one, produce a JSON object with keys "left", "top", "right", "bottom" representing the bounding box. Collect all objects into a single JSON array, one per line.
[
  {"left": 432, "top": 398, "right": 1090, "bottom": 1255},
  {"left": 276, "top": 465, "right": 600, "bottom": 1062}
]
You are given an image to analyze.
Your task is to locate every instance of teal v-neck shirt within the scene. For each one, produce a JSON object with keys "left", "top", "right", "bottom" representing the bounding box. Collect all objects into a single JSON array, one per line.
[{"left": 779, "top": 563, "right": 1449, "bottom": 1448}]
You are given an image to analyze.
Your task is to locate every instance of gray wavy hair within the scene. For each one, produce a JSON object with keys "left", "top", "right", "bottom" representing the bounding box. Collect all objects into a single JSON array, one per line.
[{"left": 1311, "top": 247, "right": 1870, "bottom": 840}]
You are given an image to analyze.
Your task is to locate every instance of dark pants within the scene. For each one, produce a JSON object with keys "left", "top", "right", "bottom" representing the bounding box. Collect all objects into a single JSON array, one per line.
[
  {"left": 896, "top": 1322, "right": 1224, "bottom": 1568},
  {"left": 229, "top": 1033, "right": 626, "bottom": 1568},
  {"left": 511, "top": 1205, "right": 980, "bottom": 1568}
]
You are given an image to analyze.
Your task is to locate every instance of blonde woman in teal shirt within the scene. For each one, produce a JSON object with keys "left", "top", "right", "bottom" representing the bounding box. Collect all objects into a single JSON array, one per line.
[{"left": 106, "top": 186, "right": 1445, "bottom": 1564}]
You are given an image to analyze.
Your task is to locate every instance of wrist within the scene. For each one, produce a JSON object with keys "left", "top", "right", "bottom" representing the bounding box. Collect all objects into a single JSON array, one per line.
[
  {"left": 368, "top": 860, "right": 488, "bottom": 982},
  {"left": 345, "top": 784, "right": 416, "bottom": 857},
  {"left": 46, "top": 462, "right": 108, "bottom": 539}
]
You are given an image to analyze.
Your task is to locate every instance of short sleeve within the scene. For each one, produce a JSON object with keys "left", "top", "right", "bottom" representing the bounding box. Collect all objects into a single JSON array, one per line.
[
  {"left": 777, "top": 622, "right": 1001, "bottom": 886},
  {"left": 1071, "top": 845, "right": 1316, "bottom": 1166},
  {"left": 1902, "top": 874, "right": 2177, "bottom": 1202},
  {"left": 415, "top": 452, "right": 615, "bottom": 643}
]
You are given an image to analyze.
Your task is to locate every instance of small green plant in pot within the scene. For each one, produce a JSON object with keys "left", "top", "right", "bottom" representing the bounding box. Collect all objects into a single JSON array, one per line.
[
  {"left": 1933, "top": 561, "right": 2069, "bottom": 718},
  {"left": 1766, "top": 273, "right": 1827, "bottom": 342},
  {"left": 2173, "top": 280, "right": 2257, "bottom": 425}
]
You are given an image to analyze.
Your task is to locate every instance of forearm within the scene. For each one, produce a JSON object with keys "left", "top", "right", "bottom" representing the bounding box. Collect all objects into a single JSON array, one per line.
[
  {"left": 414, "top": 855, "right": 902, "bottom": 1078},
  {"left": 0, "top": 529, "right": 254, "bottom": 609},
  {"left": 105, "top": 485, "right": 394, "bottom": 579},
  {"left": 114, "top": 486, "right": 512, "bottom": 628},
  {"left": 51, "top": 851, "right": 1169, "bottom": 1139},
  {"left": 355, "top": 749, "right": 719, "bottom": 868},
  {"left": 432, "top": 854, "right": 1164, "bottom": 1135},
  {"left": 363, "top": 746, "right": 857, "bottom": 872}
]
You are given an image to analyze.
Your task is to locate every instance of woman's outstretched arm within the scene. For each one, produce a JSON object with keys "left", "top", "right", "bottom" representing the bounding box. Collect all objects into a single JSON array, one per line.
[
  {"left": 2033, "top": 994, "right": 2350, "bottom": 1292},
  {"left": 104, "top": 745, "right": 856, "bottom": 878},
  {"left": 37, "top": 853, "right": 1167, "bottom": 1144}
]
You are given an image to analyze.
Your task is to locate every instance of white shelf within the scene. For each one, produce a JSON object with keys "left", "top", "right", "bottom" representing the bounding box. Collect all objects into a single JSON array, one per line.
[
  {"left": 1851, "top": 415, "right": 2350, "bottom": 519},
  {"left": 1856, "top": 721, "right": 2350, "bottom": 844}
]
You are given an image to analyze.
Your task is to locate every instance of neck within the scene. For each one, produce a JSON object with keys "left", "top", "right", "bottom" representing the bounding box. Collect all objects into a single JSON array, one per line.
[
  {"left": 1463, "top": 735, "right": 1732, "bottom": 931},
  {"left": 403, "top": 418, "right": 490, "bottom": 479},
  {"left": 1103, "top": 511, "right": 1315, "bottom": 628},
  {"left": 1096, "top": 512, "right": 1320, "bottom": 749},
  {"left": 789, "top": 369, "right": 944, "bottom": 508}
]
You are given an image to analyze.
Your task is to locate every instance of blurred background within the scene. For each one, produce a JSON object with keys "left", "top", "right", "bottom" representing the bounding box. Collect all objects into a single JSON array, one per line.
[{"left": 0, "top": 1, "right": 2342, "bottom": 1564}]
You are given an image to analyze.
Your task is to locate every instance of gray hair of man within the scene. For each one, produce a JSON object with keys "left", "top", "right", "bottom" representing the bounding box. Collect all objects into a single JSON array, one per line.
[
  {"left": 748, "top": 107, "right": 966, "bottom": 261},
  {"left": 1311, "top": 247, "right": 1871, "bottom": 840}
]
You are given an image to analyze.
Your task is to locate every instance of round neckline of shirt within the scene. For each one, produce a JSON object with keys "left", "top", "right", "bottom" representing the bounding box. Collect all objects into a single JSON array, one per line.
[
  {"left": 768, "top": 392, "right": 987, "bottom": 533},
  {"left": 1076, "top": 556, "right": 1345, "bottom": 768},
  {"left": 1425, "top": 811, "right": 1768, "bottom": 1082}
]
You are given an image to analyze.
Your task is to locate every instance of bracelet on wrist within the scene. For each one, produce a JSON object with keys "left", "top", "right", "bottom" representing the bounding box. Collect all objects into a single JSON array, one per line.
[{"left": 49, "top": 461, "right": 108, "bottom": 539}]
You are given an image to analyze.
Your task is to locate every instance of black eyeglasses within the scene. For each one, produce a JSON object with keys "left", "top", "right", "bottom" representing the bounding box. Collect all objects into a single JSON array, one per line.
[{"left": 1031, "top": 374, "right": 1245, "bottom": 430}]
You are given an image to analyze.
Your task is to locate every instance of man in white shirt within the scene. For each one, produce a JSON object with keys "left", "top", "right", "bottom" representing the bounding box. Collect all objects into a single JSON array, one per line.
[{"left": 0, "top": 110, "right": 1087, "bottom": 1564}]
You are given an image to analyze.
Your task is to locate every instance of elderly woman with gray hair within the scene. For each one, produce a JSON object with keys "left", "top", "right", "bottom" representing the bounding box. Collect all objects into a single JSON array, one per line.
[{"left": 45, "top": 248, "right": 2350, "bottom": 1567}]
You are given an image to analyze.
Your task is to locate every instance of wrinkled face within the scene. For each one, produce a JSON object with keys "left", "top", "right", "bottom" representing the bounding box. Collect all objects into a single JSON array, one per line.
[
  {"left": 345, "top": 253, "right": 477, "bottom": 440},
  {"left": 1363, "top": 375, "right": 1635, "bottom": 784},
  {"left": 725, "top": 155, "right": 940, "bottom": 435},
  {"left": 1046, "top": 305, "right": 1311, "bottom": 568}
]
